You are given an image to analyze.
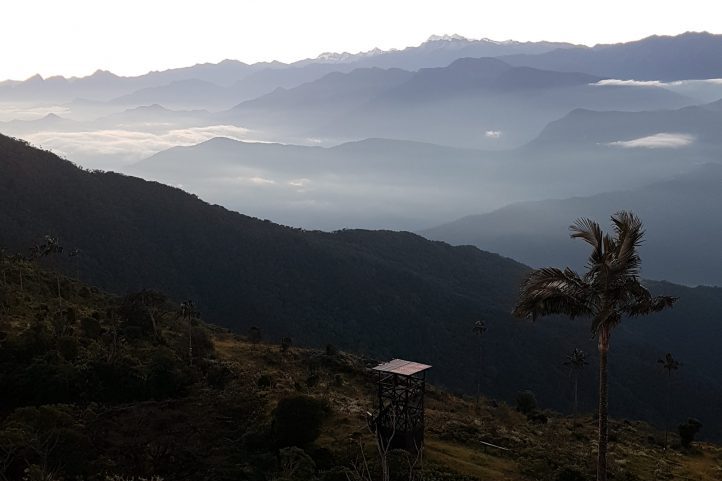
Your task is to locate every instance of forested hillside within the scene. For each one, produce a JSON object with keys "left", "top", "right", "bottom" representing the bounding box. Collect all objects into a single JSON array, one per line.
[{"left": 1, "top": 261, "right": 720, "bottom": 481}]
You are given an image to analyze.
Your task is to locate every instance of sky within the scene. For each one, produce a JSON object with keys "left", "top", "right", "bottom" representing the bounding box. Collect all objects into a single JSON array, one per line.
[{"left": 2, "top": 0, "right": 721, "bottom": 80}]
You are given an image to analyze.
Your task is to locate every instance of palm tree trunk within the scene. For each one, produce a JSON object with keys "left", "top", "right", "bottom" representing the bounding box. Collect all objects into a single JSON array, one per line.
[
  {"left": 597, "top": 326, "right": 610, "bottom": 481},
  {"left": 188, "top": 317, "right": 193, "bottom": 366},
  {"left": 573, "top": 372, "right": 579, "bottom": 418},
  {"left": 476, "top": 340, "right": 482, "bottom": 408},
  {"left": 665, "top": 371, "right": 671, "bottom": 449},
  {"left": 56, "top": 274, "right": 62, "bottom": 306}
]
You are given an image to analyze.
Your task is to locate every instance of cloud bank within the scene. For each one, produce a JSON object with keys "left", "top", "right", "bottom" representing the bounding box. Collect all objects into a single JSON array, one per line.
[
  {"left": 608, "top": 132, "right": 695, "bottom": 149},
  {"left": 23, "top": 125, "right": 259, "bottom": 167}
]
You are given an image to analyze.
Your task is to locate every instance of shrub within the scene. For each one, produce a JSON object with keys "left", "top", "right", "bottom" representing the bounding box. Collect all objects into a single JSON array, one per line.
[
  {"left": 248, "top": 326, "right": 261, "bottom": 344},
  {"left": 272, "top": 395, "right": 330, "bottom": 447},
  {"left": 678, "top": 418, "right": 703, "bottom": 448},
  {"left": 80, "top": 317, "right": 102, "bottom": 339},
  {"left": 257, "top": 373, "right": 274, "bottom": 389},
  {"left": 57, "top": 335, "right": 79, "bottom": 360},
  {"left": 277, "top": 446, "right": 316, "bottom": 481},
  {"left": 206, "top": 361, "right": 234, "bottom": 389},
  {"left": 555, "top": 467, "right": 586, "bottom": 481},
  {"left": 306, "top": 372, "right": 320, "bottom": 389},
  {"left": 527, "top": 411, "right": 548, "bottom": 424},
  {"left": 145, "top": 349, "right": 189, "bottom": 399},
  {"left": 280, "top": 336, "right": 292, "bottom": 353},
  {"left": 515, "top": 390, "right": 537, "bottom": 414}
]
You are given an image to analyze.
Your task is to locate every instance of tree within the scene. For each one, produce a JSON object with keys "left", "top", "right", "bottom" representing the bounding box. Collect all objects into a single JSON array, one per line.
[
  {"left": 272, "top": 396, "right": 329, "bottom": 447},
  {"left": 657, "top": 352, "right": 681, "bottom": 449},
  {"left": 180, "top": 300, "right": 198, "bottom": 366},
  {"left": 678, "top": 418, "right": 702, "bottom": 448},
  {"left": 68, "top": 248, "right": 81, "bottom": 281},
  {"left": 280, "top": 336, "right": 292, "bottom": 353},
  {"left": 472, "top": 320, "right": 487, "bottom": 408},
  {"left": 31, "top": 235, "right": 64, "bottom": 304},
  {"left": 564, "top": 348, "right": 589, "bottom": 418},
  {"left": 512, "top": 211, "right": 676, "bottom": 481},
  {"left": 515, "top": 390, "right": 537, "bottom": 415},
  {"left": 248, "top": 326, "right": 261, "bottom": 347}
]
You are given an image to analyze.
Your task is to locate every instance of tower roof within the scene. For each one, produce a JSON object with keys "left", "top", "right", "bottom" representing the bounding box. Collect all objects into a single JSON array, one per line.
[{"left": 372, "top": 358, "right": 431, "bottom": 376}]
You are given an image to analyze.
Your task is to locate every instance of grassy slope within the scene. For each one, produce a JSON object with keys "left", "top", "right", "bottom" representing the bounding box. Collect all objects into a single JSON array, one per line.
[{"left": 214, "top": 336, "right": 722, "bottom": 481}]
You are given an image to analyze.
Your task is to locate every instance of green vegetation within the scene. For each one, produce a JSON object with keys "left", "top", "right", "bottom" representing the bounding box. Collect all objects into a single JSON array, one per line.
[{"left": 0, "top": 258, "right": 721, "bottom": 480}]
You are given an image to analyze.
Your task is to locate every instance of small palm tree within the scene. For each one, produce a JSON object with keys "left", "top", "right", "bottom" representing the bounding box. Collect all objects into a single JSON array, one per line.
[
  {"left": 69, "top": 248, "right": 81, "bottom": 281},
  {"left": 180, "top": 300, "right": 198, "bottom": 366},
  {"left": 564, "top": 348, "right": 589, "bottom": 418},
  {"left": 31, "top": 235, "right": 64, "bottom": 303},
  {"left": 658, "top": 352, "right": 681, "bottom": 449},
  {"left": 472, "top": 320, "right": 487, "bottom": 408},
  {"left": 513, "top": 211, "right": 676, "bottom": 481}
]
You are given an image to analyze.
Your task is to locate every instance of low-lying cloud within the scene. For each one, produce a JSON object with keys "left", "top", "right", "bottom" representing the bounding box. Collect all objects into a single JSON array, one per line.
[
  {"left": 593, "top": 78, "right": 722, "bottom": 103},
  {"left": 608, "top": 132, "right": 695, "bottom": 149},
  {"left": 594, "top": 79, "right": 665, "bottom": 88},
  {"left": 23, "top": 125, "right": 259, "bottom": 167}
]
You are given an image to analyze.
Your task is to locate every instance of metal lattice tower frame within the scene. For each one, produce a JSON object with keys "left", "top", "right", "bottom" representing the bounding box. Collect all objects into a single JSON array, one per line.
[{"left": 372, "top": 359, "right": 431, "bottom": 452}]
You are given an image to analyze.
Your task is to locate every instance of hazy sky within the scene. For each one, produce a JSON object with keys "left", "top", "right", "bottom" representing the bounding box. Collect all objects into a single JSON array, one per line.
[{"left": 2, "top": 0, "right": 721, "bottom": 80}]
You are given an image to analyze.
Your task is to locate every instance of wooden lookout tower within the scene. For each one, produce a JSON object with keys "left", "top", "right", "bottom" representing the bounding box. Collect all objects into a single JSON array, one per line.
[{"left": 371, "top": 358, "right": 432, "bottom": 452}]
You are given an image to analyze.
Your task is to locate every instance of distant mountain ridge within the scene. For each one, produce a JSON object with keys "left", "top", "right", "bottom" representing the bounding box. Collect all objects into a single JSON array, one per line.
[
  {"left": 223, "top": 57, "right": 690, "bottom": 149},
  {"left": 421, "top": 162, "right": 722, "bottom": 287},
  {"left": 8, "top": 32, "right": 722, "bottom": 109},
  {"left": 503, "top": 31, "right": 722, "bottom": 80},
  {"left": 0, "top": 36, "right": 578, "bottom": 105}
]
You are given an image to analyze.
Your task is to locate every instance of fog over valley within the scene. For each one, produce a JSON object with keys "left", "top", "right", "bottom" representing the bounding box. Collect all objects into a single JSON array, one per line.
[{"left": 3, "top": 33, "right": 722, "bottom": 287}]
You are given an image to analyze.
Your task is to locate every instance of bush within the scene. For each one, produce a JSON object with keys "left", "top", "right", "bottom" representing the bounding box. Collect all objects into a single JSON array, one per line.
[
  {"left": 516, "top": 390, "right": 537, "bottom": 414},
  {"left": 206, "top": 361, "right": 234, "bottom": 389},
  {"left": 80, "top": 317, "right": 102, "bottom": 339},
  {"left": 257, "top": 373, "right": 274, "bottom": 389},
  {"left": 248, "top": 326, "right": 261, "bottom": 344},
  {"left": 57, "top": 335, "right": 79, "bottom": 360},
  {"left": 146, "top": 349, "right": 190, "bottom": 400},
  {"left": 277, "top": 446, "right": 316, "bottom": 481},
  {"left": 272, "top": 395, "right": 330, "bottom": 447},
  {"left": 555, "top": 467, "right": 586, "bottom": 481},
  {"left": 678, "top": 418, "right": 703, "bottom": 448},
  {"left": 306, "top": 372, "right": 320, "bottom": 389},
  {"left": 280, "top": 336, "right": 292, "bottom": 353}
]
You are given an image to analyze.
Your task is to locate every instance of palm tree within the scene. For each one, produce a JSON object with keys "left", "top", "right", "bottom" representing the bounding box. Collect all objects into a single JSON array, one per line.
[
  {"left": 512, "top": 211, "right": 676, "bottom": 481},
  {"left": 180, "top": 300, "right": 198, "bottom": 366},
  {"left": 472, "top": 320, "right": 487, "bottom": 408},
  {"left": 32, "top": 235, "right": 64, "bottom": 304},
  {"left": 657, "top": 352, "right": 681, "bottom": 449},
  {"left": 564, "top": 348, "right": 589, "bottom": 418},
  {"left": 69, "top": 248, "right": 81, "bottom": 281}
]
